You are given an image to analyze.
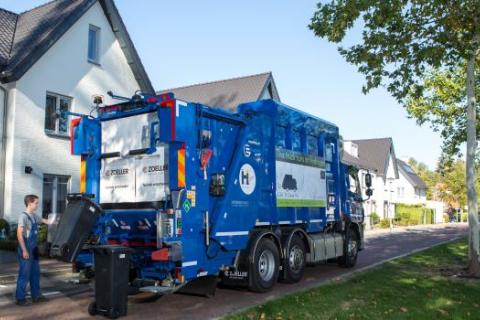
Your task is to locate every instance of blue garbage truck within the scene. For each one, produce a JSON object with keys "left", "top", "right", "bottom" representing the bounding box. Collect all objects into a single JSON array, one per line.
[{"left": 51, "top": 92, "right": 372, "bottom": 298}]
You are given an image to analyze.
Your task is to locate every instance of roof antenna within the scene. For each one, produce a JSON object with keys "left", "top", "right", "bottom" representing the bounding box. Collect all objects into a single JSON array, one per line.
[{"left": 107, "top": 90, "right": 130, "bottom": 101}]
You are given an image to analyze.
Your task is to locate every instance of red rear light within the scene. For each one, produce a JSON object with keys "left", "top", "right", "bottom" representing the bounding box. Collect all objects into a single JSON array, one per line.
[{"left": 146, "top": 97, "right": 157, "bottom": 103}]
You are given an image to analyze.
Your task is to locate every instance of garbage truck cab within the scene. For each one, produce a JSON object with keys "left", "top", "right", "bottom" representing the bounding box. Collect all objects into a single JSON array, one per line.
[{"left": 51, "top": 92, "right": 372, "bottom": 296}]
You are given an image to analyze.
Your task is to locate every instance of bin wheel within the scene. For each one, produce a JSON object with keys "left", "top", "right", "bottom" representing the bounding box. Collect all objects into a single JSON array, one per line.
[
  {"left": 282, "top": 234, "right": 306, "bottom": 283},
  {"left": 87, "top": 301, "right": 97, "bottom": 316},
  {"left": 108, "top": 309, "right": 119, "bottom": 319},
  {"left": 248, "top": 237, "right": 280, "bottom": 292}
]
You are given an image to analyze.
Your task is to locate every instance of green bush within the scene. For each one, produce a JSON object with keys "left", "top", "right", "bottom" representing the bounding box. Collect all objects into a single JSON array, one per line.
[
  {"left": 460, "top": 212, "right": 468, "bottom": 222},
  {"left": 379, "top": 219, "right": 391, "bottom": 228},
  {"left": 369, "top": 212, "right": 380, "bottom": 225},
  {"left": 38, "top": 224, "right": 48, "bottom": 244},
  {"left": 395, "top": 204, "right": 434, "bottom": 226}
]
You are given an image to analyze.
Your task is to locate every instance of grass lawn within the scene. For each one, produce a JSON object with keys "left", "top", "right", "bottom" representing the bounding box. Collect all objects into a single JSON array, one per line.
[{"left": 225, "top": 238, "right": 480, "bottom": 320}]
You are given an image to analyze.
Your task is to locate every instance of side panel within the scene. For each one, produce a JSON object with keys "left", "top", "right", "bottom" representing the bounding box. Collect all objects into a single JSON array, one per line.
[{"left": 275, "top": 149, "right": 327, "bottom": 208}]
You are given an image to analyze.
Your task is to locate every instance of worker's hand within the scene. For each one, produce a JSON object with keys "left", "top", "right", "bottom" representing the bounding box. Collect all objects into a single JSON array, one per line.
[{"left": 22, "top": 250, "right": 29, "bottom": 260}]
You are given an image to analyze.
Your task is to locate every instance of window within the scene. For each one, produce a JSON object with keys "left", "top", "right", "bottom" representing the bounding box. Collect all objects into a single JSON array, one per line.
[
  {"left": 45, "top": 92, "right": 72, "bottom": 136},
  {"left": 88, "top": 25, "right": 100, "bottom": 63},
  {"left": 42, "top": 175, "right": 70, "bottom": 219}
]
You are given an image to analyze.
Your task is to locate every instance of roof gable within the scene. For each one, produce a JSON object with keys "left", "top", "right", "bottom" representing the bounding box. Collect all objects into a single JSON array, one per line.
[
  {"left": 343, "top": 137, "right": 399, "bottom": 178},
  {"left": 397, "top": 159, "right": 427, "bottom": 189},
  {"left": 0, "top": 0, "right": 153, "bottom": 93},
  {"left": 157, "top": 72, "right": 280, "bottom": 111}
]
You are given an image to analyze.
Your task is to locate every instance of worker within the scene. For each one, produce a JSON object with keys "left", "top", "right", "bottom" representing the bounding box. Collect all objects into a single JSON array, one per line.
[{"left": 15, "top": 194, "right": 49, "bottom": 306}]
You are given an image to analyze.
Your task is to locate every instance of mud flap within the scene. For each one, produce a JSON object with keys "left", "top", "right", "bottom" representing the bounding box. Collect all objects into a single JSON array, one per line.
[
  {"left": 50, "top": 194, "right": 102, "bottom": 262},
  {"left": 176, "top": 275, "right": 218, "bottom": 297}
]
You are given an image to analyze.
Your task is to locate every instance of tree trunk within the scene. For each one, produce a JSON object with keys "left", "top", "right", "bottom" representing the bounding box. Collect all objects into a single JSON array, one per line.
[{"left": 466, "top": 47, "right": 480, "bottom": 276}]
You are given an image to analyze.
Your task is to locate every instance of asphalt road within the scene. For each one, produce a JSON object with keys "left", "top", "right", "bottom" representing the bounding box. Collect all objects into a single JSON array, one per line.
[{"left": 0, "top": 223, "right": 467, "bottom": 320}]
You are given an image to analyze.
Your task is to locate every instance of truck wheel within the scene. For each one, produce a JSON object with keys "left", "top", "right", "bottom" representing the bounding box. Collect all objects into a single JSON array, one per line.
[
  {"left": 282, "top": 234, "right": 306, "bottom": 283},
  {"left": 338, "top": 227, "right": 359, "bottom": 268},
  {"left": 248, "top": 237, "right": 280, "bottom": 292}
]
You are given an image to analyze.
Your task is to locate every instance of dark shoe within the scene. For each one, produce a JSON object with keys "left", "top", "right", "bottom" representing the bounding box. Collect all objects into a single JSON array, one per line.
[
  {"left": 32, "top": 295, "right": 49, "bottom": 303},
  {"left": 16, "top": 299, "right": 28, "bottom": 306}
]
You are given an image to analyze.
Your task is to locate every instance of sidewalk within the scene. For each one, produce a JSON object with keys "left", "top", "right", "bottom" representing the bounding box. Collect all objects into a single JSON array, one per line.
[
  {"left": 0, "top": 250, "right": 72, "bottom": 285},
  {"left": 364, "top": 222, "right": 467, "bottom": 238}
]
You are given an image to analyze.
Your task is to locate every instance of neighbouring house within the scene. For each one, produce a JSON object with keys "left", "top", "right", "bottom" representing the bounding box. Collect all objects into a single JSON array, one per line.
[
  {"left": 394, "top": 159, "right": 427, "bottom": 205},
  {"left": 342, "top": 138, "right": 433, "bottom": 226},
  {"left": 0, "top": 0, "right": 153, "bottom": 222},
  {"left": 157, "top": 72, "right": 281, "bottom": 111},
  {"left": 342, "top": 138, "right": 399, "bottom": 224}
]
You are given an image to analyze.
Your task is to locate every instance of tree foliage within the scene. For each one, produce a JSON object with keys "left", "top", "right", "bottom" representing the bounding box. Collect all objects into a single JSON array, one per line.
[
  {"left": 309, "top": 0, "right": 479, "bottom": 103},
  {"left": 405, "top": 63, "right": 480, "bottom": 162}
]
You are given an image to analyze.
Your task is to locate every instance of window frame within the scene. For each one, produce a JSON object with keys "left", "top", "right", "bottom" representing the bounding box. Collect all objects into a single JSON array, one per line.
[
  {"left": 44, "top": 91, "right": 73, "bottom": 138},
  {"left": 88, "top": 24, "right": 101, "bottom": 64}
]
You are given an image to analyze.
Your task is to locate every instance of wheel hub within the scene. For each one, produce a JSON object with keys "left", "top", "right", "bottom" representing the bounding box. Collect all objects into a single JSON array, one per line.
[
  {"left": 288, "top": 245, "right": 304, "bottom": 272},
  {"left": 258, "top": 250, "right": 275, "bottom": 282}
]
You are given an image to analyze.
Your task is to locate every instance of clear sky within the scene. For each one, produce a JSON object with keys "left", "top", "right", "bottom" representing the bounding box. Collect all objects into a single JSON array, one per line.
[{"left": 0, "top": 0, "right": 444, "bottom": 169}]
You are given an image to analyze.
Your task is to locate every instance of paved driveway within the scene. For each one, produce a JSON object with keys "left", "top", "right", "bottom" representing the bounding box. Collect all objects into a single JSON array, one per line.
[{"left": 0, "top": 223, "right": 467, "bottom": 320}]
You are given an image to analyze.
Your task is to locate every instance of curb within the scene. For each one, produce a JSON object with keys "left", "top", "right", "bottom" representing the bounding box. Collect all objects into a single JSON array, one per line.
[{"left": 217, "top": 235, "right": 466, "bottom": 320}]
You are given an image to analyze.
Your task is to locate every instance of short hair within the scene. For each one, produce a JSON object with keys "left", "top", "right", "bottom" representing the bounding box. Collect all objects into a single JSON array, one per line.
[{"left": 24, "top": 194, "right": 39, "bottom": 207}]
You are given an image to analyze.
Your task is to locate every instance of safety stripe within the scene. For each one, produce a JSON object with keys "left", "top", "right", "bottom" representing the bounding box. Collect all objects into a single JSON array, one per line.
[
  {"left": 278, "top": 220, "right": 291, "bottom": 224},
  {"left": 215, "top": 231, "right": 249, "bottom": 236},
  {"left": 177, "top": 146, "right": 185, "bottom": 188},
  {"left": 255, "top": 221, "right": 270, "bottom": 226},
  {"left": 182, "top": 260, "right": 197, "bottom": 267},
  {"left": 80, "top": 158, "right": 86, "bottom": 193},
  {"left": 310, "top": 219, "right": 323, "bottom": 223}
]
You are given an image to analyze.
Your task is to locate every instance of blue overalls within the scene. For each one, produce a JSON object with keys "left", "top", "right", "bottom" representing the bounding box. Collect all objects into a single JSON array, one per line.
[{"left": 15, "top": 213, "right": 41, "bottom": 301}]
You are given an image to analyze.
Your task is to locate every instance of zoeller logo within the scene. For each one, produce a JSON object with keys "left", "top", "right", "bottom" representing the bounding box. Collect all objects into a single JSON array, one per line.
[
  {"left": 142, "top": 165, "right": 164, "bottom": 173},
  {"left": 106, "top": 168, "right": 129, "bottom": 177},
  {"left": 239, "top": 163, "right": 256, "bottom": 195}
]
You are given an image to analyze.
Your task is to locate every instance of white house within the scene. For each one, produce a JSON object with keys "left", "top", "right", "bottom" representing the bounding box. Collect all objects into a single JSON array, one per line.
[
  {"left": 343, "top": 138, "right": 399, "bottom": 223},
  {"left": 0, "top": 0, "right": 153, "bottom": 222},
  {"left": 393, "top": 159, "right": 427, "bottom": 204},
  {"left": 342, "top": 138, "right": 431, "bottom": 226}
]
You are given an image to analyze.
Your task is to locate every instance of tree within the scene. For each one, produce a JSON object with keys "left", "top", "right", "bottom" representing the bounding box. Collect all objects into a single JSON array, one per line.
[
  {"left": 309, "top": 1, "right": 480, "bottom": 275},
  {"left": 405, "top": 64, "right": 480, "bottom": 165}
]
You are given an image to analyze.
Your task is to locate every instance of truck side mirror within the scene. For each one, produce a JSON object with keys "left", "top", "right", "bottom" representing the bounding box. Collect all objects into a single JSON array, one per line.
[{"left": 365, "top": 173, "right": 372, "bottom": 188}]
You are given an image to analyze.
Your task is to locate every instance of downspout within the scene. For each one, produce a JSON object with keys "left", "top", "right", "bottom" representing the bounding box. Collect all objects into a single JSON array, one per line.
[{"left": 0, "top": 85, "right": 7, "bottom": 220}]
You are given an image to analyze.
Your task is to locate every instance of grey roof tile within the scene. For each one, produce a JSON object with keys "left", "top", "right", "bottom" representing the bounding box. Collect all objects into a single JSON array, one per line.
[
  {"left": 157, "top": 72, "right": 279, "bottom": 111},
  {"left": 342, "top": 137, "right": 398, "bottom": 178},
  {"left": 0, "top": 0, "right": 153, "bottom": 93},
  {"left": 0, "top": 8, "right": 17, "bottom": 66},
  {"left": 396, "top": 159, "right": 427, "bottom": 189}
]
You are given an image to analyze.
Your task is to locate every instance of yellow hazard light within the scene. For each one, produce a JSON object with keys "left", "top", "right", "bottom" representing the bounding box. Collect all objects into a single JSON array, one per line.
[
  {"left": 177, "top": 146, "right": 186, "bottom": 188},
  {"left": 80, "top": 158, "right": 86, "bottom": 193}
]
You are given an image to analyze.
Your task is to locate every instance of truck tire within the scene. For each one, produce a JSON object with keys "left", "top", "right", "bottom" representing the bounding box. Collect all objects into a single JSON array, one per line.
[
  {"left": 282, "top": 234, "right": 306, "bottom": 283},
  {"left": 338, "top": 227, "right": 359, "bottom": 268},
  {"left": 248, "top": 237, "right": 280, "bottom": 292}
]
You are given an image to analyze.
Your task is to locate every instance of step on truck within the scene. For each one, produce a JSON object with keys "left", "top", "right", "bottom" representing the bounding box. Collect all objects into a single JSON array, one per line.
[{"left": 51, "top": 92, "right": 372, "bottom": 301}]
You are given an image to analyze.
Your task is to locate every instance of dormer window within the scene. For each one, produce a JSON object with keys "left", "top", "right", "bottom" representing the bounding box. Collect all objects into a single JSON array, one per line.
[{"left": 88, "top": 25, "right": 100, "bottom": 64}]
